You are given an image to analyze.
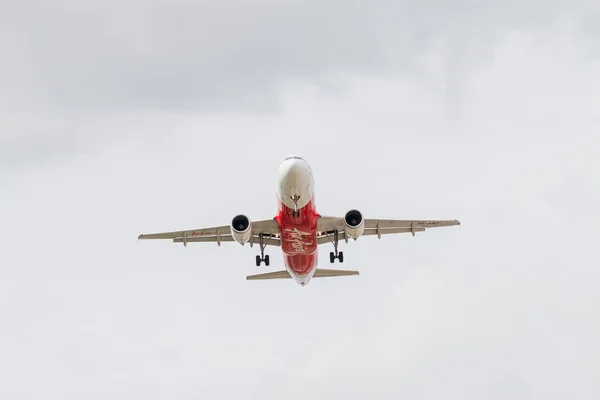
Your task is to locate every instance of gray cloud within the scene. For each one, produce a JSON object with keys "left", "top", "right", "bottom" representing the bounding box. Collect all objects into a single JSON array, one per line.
[
  {"left": 1, "top": 0, "right": 589, "bottom": 113},
  {"left": 2, "top": 22, "right": 600, "bottom": 398},
  {"left": 1, "top": 6, "right": 599, "bottom": 398},
  {"left": 1, "top": 0, "right": 596, "bottom": 169}
]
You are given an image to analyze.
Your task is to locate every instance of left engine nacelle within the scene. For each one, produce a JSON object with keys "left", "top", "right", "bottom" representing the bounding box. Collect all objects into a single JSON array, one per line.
[
  {"left": 344, "top": 209, "right": 365, "bottom": 239},
  {"left": 230, "top": 214, "right": 252, "bottom": 244}
]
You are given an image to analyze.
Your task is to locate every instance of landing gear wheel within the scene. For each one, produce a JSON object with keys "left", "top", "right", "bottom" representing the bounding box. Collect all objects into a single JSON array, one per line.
[
  {"left": 255, "top": 234, "right": 270, "bottom": 266},
  {"left": 329, "top": 230, "right": 345, "bottom": 263}
]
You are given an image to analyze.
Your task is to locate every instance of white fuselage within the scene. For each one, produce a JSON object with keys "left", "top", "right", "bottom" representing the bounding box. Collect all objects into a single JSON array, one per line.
[
  {"left": 276, "top": 155, "right": 315, "bottom": 210},
  {"left": 274, "top": 155, "right": 319, "bottom": 286}
]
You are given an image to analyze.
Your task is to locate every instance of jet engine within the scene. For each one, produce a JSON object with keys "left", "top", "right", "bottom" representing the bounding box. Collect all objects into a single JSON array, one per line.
[
  {"left": 343, "top": 209, "right": 364, "bottom": 239},
  {"left": 230, "top": 214, "right": 252, "bottom": 244}
]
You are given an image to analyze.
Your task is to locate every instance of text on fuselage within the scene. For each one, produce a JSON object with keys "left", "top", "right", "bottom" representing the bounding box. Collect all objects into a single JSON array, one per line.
[{"left": 283, "top": 228, "right": 314, "bottom": 254}]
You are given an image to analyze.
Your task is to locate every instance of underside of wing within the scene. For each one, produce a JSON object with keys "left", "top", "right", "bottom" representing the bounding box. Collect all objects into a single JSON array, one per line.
[
  {"left": 138, "top": 218, "right": 281, "bottom": 247},
  {"left": 364, "top": 219, "right": 461, "bottom": 229},
  {"left": 316, "top": 215, "right": 460, "bottom": 244}
]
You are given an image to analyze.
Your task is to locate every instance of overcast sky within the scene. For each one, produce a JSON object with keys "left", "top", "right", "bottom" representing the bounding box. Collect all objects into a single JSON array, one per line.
[{"left": 1, "top": 1, "right": 599, "bottom": 399}]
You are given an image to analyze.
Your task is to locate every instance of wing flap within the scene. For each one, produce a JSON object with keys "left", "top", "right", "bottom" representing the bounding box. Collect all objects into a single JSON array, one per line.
[
  {"left": 362, "top": 227, "right": 426, "bottom": 235},
  {"left": 316, "top": 216, "right": 459, "bottom": 244},
  {"left": 138, "top": 218, "right": 281, "bottom": 244},
  {"left": 138, "top": 225, "right": 230, "bottom": 240},
  {"left": 174, "top": 235, "right": 281, "bottom": 246},
  {"left": 316, "top": 227, "right": 426, "bottom": 244},
  {"left": 364, "top": 219, "right": 460, "bottom": 229},
  {"left": 316, "top": 216, "right": 344, "bottom": 233}
]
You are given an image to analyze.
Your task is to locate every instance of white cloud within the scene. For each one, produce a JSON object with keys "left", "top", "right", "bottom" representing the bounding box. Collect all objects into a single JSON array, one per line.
[
  {"left": 1, "top": 3, "right": 599, "bottom": 399},
  {"left": 261, "top": 22, "right": 599, "bottom": 400}
]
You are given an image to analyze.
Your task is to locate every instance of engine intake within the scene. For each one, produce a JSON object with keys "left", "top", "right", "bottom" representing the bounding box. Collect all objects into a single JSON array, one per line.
[
  {"left": 231, "top": 214, "right": 252, "bottom": 244},
  {"left": 344, "top": 209, "right": 364, "bottom": 239}
]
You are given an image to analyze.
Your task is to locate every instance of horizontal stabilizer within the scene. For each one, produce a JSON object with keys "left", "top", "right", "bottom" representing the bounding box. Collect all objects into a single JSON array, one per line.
[
  {"left": 246, "top": 270, "right": 292, "bottom": 280},
  {"left": 246, "top": 269, "right": 359, "bottom": 281},
  {"left": 313, "top": 269, "right": 359, "bottom": 278}
]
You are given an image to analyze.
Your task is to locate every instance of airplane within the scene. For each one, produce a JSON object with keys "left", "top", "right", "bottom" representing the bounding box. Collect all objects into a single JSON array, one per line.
[{"left": 137, "top": 155, "right": 460, "bottom": 287}]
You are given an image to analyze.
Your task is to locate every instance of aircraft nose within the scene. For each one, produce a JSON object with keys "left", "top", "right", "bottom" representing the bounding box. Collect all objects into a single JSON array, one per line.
[
  {"left": 276, "top": 155, "right": 313, "bottom": 210},
  {"left": 278, "top": 157, "right": 307, "bottom": 181}
]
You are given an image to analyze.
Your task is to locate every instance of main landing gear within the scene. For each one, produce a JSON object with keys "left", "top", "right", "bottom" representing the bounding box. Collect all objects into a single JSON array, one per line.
[
  {"left": 329, "top": 230, "right": 344, "bottom": 263},
  {"left": 255, "top": 234, "right": 270, "bottom": 266}
]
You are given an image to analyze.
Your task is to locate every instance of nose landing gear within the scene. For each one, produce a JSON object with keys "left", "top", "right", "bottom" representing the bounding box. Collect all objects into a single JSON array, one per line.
[{"left": 290, "top": 195, "right": 301, "bottom": 218}]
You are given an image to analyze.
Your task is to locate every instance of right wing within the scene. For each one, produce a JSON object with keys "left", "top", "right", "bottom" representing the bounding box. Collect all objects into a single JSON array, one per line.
[
  {"left": 316, "top": 217, "right": 460, "bottom": 244},
  {"left": 138, "top": 218, "right": 281, "bottom": 247}
]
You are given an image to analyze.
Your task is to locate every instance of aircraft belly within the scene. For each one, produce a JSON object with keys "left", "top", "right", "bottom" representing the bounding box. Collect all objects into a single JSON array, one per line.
[
  {"left": 284, "top": 253, "right": 318, "bottom": 276},
  {"left": 276, "top": 196, "right": 319, "bottom": 277}
]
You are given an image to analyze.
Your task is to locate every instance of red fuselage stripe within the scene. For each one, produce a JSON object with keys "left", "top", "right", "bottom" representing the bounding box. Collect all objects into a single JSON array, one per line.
[{"left": 274, "top": 195, "right": 320, "bottom": 276}]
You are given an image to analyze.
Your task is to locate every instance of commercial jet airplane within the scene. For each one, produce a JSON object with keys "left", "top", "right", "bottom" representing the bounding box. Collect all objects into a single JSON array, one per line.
[{"left": 138, "top": 155, "right": 460, "bottom": 286}]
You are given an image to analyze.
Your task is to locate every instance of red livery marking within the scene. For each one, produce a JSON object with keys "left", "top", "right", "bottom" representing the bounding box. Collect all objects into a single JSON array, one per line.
[
  {"left": 283, "top": 228, "right": 312, "bottom": 254},
  {"left": 275, "top": 196, "right": 320, "bottom": 275}
]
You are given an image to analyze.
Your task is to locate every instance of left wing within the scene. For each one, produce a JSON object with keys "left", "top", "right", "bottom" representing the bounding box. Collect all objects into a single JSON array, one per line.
[
  {"left": 316, "top": 217, "right": 460, "bottom": 244},
  {"left": 138, "top": 219, "right": 281, "bottom": 247}
]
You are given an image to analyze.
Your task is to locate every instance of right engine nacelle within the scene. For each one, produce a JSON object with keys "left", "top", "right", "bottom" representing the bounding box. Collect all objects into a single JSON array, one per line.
[
  {"left": 343, "top": 209, "right": 365, "bottom": 239},
  {"left": 230, "top": 214, "right": 252, "bottom": 244}
]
